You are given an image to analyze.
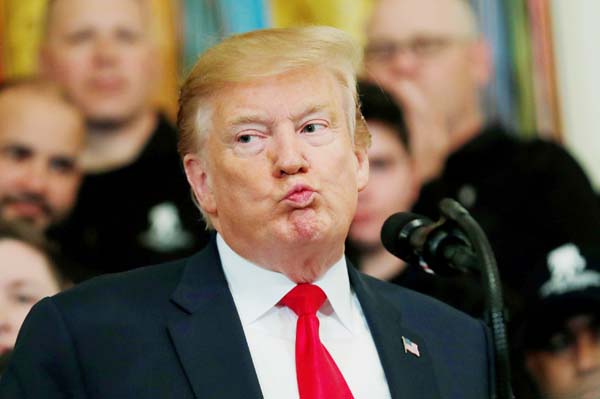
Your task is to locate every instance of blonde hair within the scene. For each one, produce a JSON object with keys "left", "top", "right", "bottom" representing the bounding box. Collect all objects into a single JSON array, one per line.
[{"left": 177, "top": 26, "right": 370, "bottom": 159}]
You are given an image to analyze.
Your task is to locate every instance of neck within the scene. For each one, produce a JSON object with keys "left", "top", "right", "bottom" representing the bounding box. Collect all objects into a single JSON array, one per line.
[
  {"left": 225, "top": 234, "right": 346, "bottom": 284},
  {"left": 359, "top": 246, "right": 407, "bottom": 281},
  {"left": 82, "top": 110, "right": 157, "bottom": 173}
]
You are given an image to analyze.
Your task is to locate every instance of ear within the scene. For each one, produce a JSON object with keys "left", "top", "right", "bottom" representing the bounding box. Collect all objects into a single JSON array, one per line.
[
  {"left": 355, "top": 146, "right": 370, "bottom": 192},
  {"left": 469, "top": 38, "right": 493, "bottom": 87},
  {"left": 183, "top": 154, "right": 217, "bottom": 215}
]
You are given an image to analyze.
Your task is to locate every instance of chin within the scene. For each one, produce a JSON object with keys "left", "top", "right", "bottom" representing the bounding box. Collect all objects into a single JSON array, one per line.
[
  {"left": 86, "top": 106, "right": 137, "bottom": 126},
  {"left": 286, "top": 209, "right": 328, "bottom": 241}
]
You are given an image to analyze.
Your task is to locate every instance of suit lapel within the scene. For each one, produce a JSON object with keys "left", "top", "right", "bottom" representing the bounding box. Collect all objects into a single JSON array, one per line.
[
  {"left": 348, "top": 264, "right": 442, "bottom": 399},
  {"left": 168, "top": 239, "right": 263, "bottom": 399}
]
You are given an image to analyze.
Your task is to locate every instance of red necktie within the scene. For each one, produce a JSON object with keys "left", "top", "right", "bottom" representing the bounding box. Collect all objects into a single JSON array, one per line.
[{"left": 280, "top": 284, "right": 354, "bottom": 399}]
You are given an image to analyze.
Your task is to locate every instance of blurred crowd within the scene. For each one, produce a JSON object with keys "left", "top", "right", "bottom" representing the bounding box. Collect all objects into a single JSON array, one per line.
[{"left": 1, "top": 0, "right": 598, "bottom": 397}]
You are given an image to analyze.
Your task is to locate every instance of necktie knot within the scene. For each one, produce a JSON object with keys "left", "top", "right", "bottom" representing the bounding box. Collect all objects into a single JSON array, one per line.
[{"left": 281, "top": 284, "right": 326, "bottom": 316}]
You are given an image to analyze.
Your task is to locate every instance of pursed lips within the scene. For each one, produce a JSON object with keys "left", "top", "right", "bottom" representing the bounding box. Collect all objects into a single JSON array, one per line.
[{"left": 283, "top": 184, "right": 316, "bottom": 208}]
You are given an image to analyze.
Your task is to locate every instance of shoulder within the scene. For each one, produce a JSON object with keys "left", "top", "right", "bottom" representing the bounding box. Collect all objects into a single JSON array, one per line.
[
  {"left": 357, "top": 274, "right": 495, "bottom": 397},
  {"left": 33, "top": 259, "right": 189, "bottom": 331},
  {"left": 359, "top": 274, "right": 492, "bottom": 365},
  {"left": 362, "top": 274, "right": 482, "bottom": 330}
]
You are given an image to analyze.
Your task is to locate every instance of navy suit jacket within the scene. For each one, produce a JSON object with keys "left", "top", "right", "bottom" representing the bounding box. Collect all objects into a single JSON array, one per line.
[{"left": 0, "top": 238, "right": 494, "bottom": 398}]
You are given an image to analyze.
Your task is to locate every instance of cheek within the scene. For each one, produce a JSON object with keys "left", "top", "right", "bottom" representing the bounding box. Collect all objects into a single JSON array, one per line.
[
  {"left": 535, "top": 358, "right": 576, "bottom": 394},
  {"left": 0, "top": 165, "right": 16, "bottom": 188},
  {"left": 11, "top": 305, "right": 30, "bottom": 328},
  {"left": 48, "top": 177, "right": 80, "bottom": 209},
  {"left": 213, "top": 164, "right": 271, "bottom": 208},
  {"left": 0, "top": 163, "right": 27, "bottom": 189},
  {"left": 124, "top": 51, "right": 156, "bottom": 80},
  {"left": 51, "top": 55, "right": 91, "bottom": 86},
  {"left": 323, "top": 154, "right": 360, "bottom": 213},
  {"left": 2, "top": 302, "right": 30, "bottom": 333}
]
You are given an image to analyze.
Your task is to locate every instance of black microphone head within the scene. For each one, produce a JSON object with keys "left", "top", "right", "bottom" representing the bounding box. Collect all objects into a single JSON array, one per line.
[{"left": 381, "top": 212, "right": 432, "bottom": 264}]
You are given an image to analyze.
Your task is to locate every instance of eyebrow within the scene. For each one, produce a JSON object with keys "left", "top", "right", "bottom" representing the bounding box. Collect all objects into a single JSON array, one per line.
[
  {"left": 227, "top": 103, "right": 338, "bottom": 128},
  {"left": 227, "top": 113, "right": 273, "bottom": 127},
  {"left": 294, "top": 104, "right": 338, "bottom": 125}
]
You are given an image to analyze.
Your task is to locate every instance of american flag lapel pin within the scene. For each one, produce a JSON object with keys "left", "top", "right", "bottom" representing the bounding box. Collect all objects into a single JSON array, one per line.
[{"left": 402, "top": 336, "right": 420, "bottom": 357}]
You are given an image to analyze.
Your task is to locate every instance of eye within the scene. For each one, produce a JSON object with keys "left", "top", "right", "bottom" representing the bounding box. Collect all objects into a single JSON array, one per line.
[
  {"left": 10, "top": 292, "right": 39, "bottom": 305},
  {"left": 370, "top": 159, "right": 392, "bottom": 171},
  {"left": 410, "top": 37, "right": 448, "bottom": 56},
  {"left": 2, "top": 145, "right": 32, "bottom": 162},
  {"left": 365, "top": 42, "right": 397, "bottom": 60},
  {"left": 237, "top": 134, "right": 259, "bottom": 144},
  {"left": 233, "top": 131, "right": 268, "bottom": 156},
  {"left": 50, "top": 157, "right": 77, "bottom": 175},
  {"left": 65, "top": 29, "right": 95, "bottom": 45},
  {"left": 300, "top": 122, "right": 327, "bottom": 134},
  {"left": 116, "top": 28, "right": 142, "bottom": 44},
  {"left": 545, "top": 331, "right": 575, "bottom": 353}
]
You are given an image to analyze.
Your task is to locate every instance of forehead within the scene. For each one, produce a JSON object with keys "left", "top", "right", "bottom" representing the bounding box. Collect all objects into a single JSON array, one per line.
[
  {"left": 367, "top": 120, "right": 408, "bottom": 151},
  {"left": 47, "top": 0, "right": 147, "bottom": 32},
  {"left": 0, "top": 91, "right": 84, "bottom": 152},
  {"left": 368, "top": 0, "right": 474, "bottom": 38},
  {"left": 212, "top": 68, "right": 346, "bottom": 127},
  {"left": 0, "top": 240, "right": 51, "bottom": 280}
]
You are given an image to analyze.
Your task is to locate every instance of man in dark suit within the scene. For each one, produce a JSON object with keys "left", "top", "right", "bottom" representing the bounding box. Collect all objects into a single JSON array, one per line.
[{"left": 0, "top": 26, "right": 495, "bottom": 398}]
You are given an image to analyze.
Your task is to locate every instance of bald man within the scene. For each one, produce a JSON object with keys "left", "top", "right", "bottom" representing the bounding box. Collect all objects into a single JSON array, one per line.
[
  {"left": 41, "top": 0, "right": 210, "bottom": 279},
  {"left": 364, "top": 0, "right": 600, "bottom": 295},
  {"left": 0, "top": 79, "right": 84, "bottom": 232}
]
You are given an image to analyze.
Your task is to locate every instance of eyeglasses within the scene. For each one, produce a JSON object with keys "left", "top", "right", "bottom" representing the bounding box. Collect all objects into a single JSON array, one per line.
[{"left": 364, "top": 36, "right": 469, "bottom": 62}]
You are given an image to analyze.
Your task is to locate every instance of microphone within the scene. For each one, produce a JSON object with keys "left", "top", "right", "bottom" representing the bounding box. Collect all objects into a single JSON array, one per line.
[{"left": 381, "top": 212, "right": 478, "bottom": 276}]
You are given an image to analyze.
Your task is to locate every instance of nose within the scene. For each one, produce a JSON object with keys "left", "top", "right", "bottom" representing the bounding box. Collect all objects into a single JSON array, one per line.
[
  {"left": 94, "top": 36, "right": 119, "bottom": 66},
  {"left": 574, "top": 329, "right": 600, "bottom": 372},
  {"left": 270, "top": 127, "right": 309, "bottom": 178},
  {"left": 17, "top": 160, "right": 50, "bottom": 195}
]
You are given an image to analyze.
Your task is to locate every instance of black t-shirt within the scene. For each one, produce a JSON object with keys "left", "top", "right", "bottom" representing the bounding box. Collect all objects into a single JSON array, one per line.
[
  {"left": 52, "top": 116, "right": 211, "bottom": 282},
  {"left": 412, "top": 124, "right": 600, "bottom": 294}
]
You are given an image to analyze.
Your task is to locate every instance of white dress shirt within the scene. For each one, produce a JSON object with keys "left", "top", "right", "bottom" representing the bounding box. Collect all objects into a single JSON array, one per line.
[{"left": 217, "top": 234, "right": 391, "bottom": 399}]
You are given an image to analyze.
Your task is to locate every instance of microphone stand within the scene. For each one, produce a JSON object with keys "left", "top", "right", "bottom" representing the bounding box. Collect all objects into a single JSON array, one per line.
[{"left": 438, "top": 198, "right": 513, "bottom": 399}]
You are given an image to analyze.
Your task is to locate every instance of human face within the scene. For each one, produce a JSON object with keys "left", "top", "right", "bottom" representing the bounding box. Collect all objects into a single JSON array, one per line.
[
  {"left": 42, "top": 0, "right": 156, "bottom": 124},
  {"left": 0, "top": 239, "right": 61, "bottom": 354},
  {"left": 526, "top": 315, "right": 600, "bottom": 399},
  {"left": 365, "top": 0, "right": 489, "bottom": 133},
  {"left": 184, "top": 68, "right": 369, "bottom": 278},
  {"left": 350, "top": 121, "right": 416, "bottom": 249},
  {"left": 0, "top": 91, "right": 84, "bottom": 230}
]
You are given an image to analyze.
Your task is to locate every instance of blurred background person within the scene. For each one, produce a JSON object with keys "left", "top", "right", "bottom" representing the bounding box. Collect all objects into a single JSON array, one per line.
[
  {"left": 0, "top": 220, "right": 68, "bottom": 374},
  {"left": 0, "top": 78, "right": 84, "bottom": 232},
  {"left": 41, "top": 0, "right": 210, "bottom": 281},
  {"left": 363, "top": 0, "right": 600, "bottom": 296},
  {"left": 518, "top": 243, "right": 600, "bottom": 399},
  {"left": 348, "top": 81, "right": 484, "bottom": 316},
  {"left": 348, "top": 81, "right": 417, "bottom": 281}
]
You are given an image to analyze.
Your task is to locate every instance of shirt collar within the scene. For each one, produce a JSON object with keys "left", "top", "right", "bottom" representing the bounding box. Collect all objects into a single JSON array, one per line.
[{"left": 217, "top": 233, "right": 355, "bottom": 332}]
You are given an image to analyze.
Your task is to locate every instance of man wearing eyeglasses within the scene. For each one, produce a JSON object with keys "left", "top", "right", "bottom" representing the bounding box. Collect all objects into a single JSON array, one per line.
[{"left": 364, "top": 0, "right": 600, "bottom": 296}]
